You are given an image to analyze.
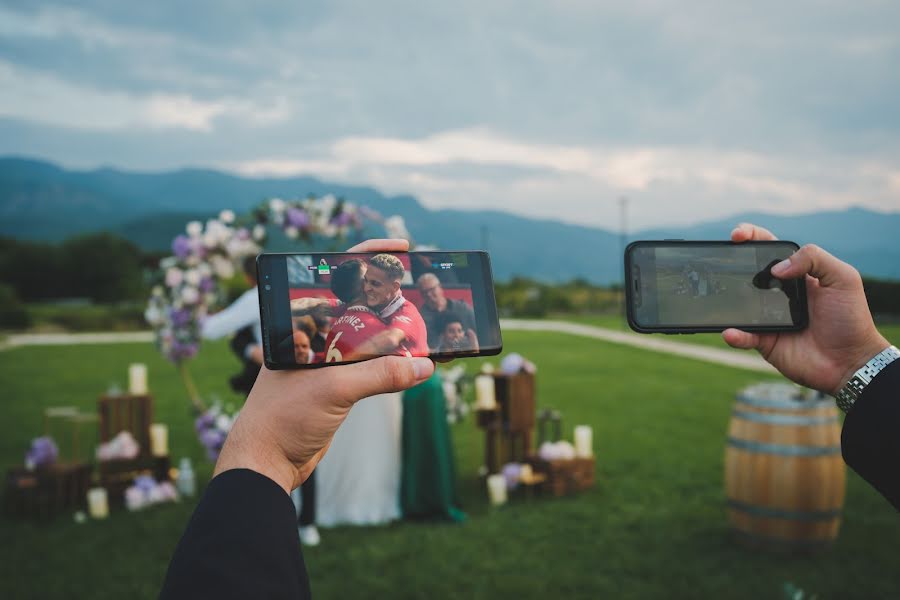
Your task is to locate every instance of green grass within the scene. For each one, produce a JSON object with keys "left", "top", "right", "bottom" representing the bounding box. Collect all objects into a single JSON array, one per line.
[{"left": 2, "top": 334, "right": 900, "bottom": 599}]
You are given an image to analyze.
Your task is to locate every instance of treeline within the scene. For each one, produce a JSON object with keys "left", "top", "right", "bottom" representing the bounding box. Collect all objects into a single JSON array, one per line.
[
  {"left": 495, "top": 277, "right": 621, "bottom": 317},
  {"left": 0, "top": 234, "right": 156, "bottom": 328},
  {"left": 1, "top": 233, "right": 899, "bottom": 330}
]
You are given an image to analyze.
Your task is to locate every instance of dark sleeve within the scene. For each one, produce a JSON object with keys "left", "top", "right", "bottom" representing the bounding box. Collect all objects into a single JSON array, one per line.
[
  {"left": 159, "top": 469, "right": 311, "bottom": 600},
  {"left": 841, "top": 360, "right": 900, "bottom": 511}
]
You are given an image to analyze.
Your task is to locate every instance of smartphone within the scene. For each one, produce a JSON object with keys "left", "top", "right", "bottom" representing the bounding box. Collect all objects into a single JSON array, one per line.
[
  {"left": 624, "top": 240, "right": 808, "bottom": 334},
  {"left": 257, "top": 250, "right": 503, "bottom": 369}
]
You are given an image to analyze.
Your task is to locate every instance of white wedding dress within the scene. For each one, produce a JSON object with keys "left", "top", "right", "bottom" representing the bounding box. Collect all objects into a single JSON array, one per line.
[{"left": 296, "top": 392, "right": 403, "bottom": 527}]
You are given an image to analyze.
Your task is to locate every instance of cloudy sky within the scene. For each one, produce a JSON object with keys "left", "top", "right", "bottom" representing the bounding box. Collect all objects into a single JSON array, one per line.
[{"left": 1, "top": 0, "right": 899, "bottom": 229}]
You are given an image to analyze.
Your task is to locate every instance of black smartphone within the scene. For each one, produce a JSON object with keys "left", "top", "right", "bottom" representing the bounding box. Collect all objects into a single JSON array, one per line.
[
  {"left": 624, "top": 240, "right": 808, "bottom": 334},
  {"left": 257, "top": 250, "right": 503, "bottom": 369}
]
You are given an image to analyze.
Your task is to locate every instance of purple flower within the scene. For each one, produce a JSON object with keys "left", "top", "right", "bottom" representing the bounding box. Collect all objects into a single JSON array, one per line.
[
  {"left": 200, "top": 428, "right": 226, "bottom": 451},
  {"left": 195, "top": 412, "right": 216, "bottom": 433},
  {"left": 236, "top": 227, "right": 250, "bottom": 240},
  {"left": 169, "top": 308, "right": 193, "bottom": 327},
  {"left": 206, "top": 447, "right": 220, "bottom": 462},
  {"left": 199, "top": 277, "right": 215, "bottom": 293},
  {"left": 172, "top": 235, "right": 192, "bottom": 259},
  {"left": 501, "top": 463, "right": 521, "bottom": 491},
  {"left": 286, "top": 207, "right": 310, "bottom": 228},
  {"left": 26, "top": 436, "right": 58, "bottom": 468},
  {"left": 134, "top": 475, "right": 157, "bottom": 493},
  {"left": 330, "top": 211, "right": 353, "bottom": 227}
]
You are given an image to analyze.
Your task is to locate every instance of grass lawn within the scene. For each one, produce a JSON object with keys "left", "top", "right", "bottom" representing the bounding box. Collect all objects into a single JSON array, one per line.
[{"left": 2, "top": 333, "right": 899, "bottom": 599}]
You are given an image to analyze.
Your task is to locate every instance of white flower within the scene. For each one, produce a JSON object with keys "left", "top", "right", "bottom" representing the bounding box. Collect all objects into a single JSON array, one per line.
[
  {"left": 253, "top": 224, "right": 266, "bottom": 241},
  {"left": 184, "top": 269, "right": 201, "bottom": 287},
  {"left": 215, "top": 414, "right": 233, "bottom": 432},
  {"left": 384, "top": 215, "right": 410, "bottom": 240},
  {"left": 181, "top": 286, "right": 200, "bottom": 304},
  {"left": 204, "top": 293, "right": 218, "bottom": 306},
  {"left": 144, "top": 304, "right": 163, "bottom": 325},
  {"left": 186, "top": 221, "right": 203, "bottom": 237},
  {"left": 197, "top": 263, "right": 212, "bottom": 278},
  {"left": 318, "top": 194, "right": 337, "bottom": 216},
  {"left": 219, "top": 209, "right": 235, "bottom": 224},
  {"left": 211, "top": 255, "right": 235, "bottom": 279},
  {"left": 203, "top": 231, "right": 218, "bottom": 249},
  {"left": 285, "top": 226, "right": 299, "bottom": 239},
  {"left": 151, "top": 285, "right": 164, "bottom": 297},
  {"left": 269, "top": 198, "right": 286, "bottom": 213},
  {"left": 165, "top": 268, "right": 183, "bottom": 288}
]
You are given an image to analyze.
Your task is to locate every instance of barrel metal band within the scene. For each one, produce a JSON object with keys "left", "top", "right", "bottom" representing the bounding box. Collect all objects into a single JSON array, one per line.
[
  {"left": 731, "top": 529, "right": 835, "bottom": 549},
  {"left": 727, "top": 499, "right": 842, "bottom": 521},
  {"left": 731, "top": 410, "right": 840, "bottom": 427},
  {"left": 735, "top": 395, "right": 835, "bottom": 412},
  {"left": 726, "top": 437, "right": 841, "bottom": 457}
]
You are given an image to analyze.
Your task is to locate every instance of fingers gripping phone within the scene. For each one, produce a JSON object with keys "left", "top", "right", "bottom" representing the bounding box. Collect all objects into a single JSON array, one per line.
[
  {"left": 624, "top": 241, "right": 809, "bottom": 334},
  {"left": 257, "top": 250, "right": 503, "bottom": 369}
]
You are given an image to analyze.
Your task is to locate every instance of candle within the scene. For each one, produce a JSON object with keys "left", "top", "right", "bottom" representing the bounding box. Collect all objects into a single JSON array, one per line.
[
  {"left": 128, "top": 363, "right": 148, "bottom": 395},
  {"left": 574, "top": 425, "right": 593, "bottom": 458},
  {"left": 87, "top": 487, "right": 109, "bottom": 519},
  {"left": 519, "top": 463, "right": 533, "bottom": 482},
  {"left": 149, "top": 423, "right": 169, "bottom": 457},
  {"left": 474, "top": 374, "right": 496, "bottom": 410},
  {"left": 486, "top": 474, "right": 508, "bottom": 506}
]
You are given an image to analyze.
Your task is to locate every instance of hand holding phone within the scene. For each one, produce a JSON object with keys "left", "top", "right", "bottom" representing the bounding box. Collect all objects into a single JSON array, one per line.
[
  {"left": 625, "top": 239, "right": 808, "bottom": 333},
  {"left": 721, "top": 223, "right": 889, "bottom": 396}
]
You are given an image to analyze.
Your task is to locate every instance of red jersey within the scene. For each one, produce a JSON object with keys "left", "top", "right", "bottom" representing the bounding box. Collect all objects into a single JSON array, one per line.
[
  {"left": 323, "top": 305, "right": 390, "bottom": 363},
  {"left": 384, "top": 299, "right": 429, "bottom": 357}
]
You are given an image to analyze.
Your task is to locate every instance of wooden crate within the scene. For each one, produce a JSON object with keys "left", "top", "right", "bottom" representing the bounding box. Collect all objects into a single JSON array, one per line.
[
  {"left": 493, "top": 372, "right": 536, "bottom": 432},
  {"left": 3, "top": 462, "right": 92, "bottom": 521},
  {"left": 97, "top": 393, "right": 154, "bottom": 453},
  {"left": 527, "top": 456, "right": 596, "bottom": 497},
  {"left": 98, "top": 455, "right": 171, "bottom": 507}
]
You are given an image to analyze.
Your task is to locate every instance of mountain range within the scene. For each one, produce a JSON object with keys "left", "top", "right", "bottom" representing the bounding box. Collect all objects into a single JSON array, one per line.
[{"left": 2, "top": 156, "right": 898, "bottom": 283}]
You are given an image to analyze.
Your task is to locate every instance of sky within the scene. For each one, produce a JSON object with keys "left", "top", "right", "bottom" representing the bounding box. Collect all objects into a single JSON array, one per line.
[{"left": 1, "top": 0, "right": 899, "bottom": 229}]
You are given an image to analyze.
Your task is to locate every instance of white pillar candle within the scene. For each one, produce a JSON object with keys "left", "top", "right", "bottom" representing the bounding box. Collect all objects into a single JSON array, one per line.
[
  {"left": 149, "top": 423, "right": 169, "bottom": 457},
  {"left": 128, "top": 363, "right": 148, "bottom": 395},
  {"left": 87, "top": 487, "right": 109, "bottom": 519},
  {"left": 486, "top": 474, "right": 508, "bottom": 506},
  {"left": 574, "top": 425, "right": 593, "bottom": 458},
  {"left": 474, "top": 374, "right": 497, "bottom": 410}
]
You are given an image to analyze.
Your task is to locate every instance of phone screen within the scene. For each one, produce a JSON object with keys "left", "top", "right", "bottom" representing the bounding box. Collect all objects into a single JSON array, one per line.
[
  {"left": 258, "top": 251, "right": 502, "bottom": 368},
  {"left": 626, "top": 241, "right": 807, "bottom": 332}
]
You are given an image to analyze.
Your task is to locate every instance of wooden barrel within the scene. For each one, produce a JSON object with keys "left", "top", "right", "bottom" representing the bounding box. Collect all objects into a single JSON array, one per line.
[{"left": 725, "top": 383, "right": 845, "bottom": 551}]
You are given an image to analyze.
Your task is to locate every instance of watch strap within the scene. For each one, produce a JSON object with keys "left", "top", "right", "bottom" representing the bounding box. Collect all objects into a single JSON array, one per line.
[{"left": 835, "top": 345, "right": 900, "bottom": 413}]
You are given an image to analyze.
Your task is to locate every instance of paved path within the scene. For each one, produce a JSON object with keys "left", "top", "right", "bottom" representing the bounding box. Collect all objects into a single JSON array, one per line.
[
  {"left": 1, "top": 320, "right": 775, "bottom": 374},
  {"left": 0, "top": 331, "right": 154, "bottom": 352},
  {"left": 501, "top": 319, "right": 775, "bottom": 374}
]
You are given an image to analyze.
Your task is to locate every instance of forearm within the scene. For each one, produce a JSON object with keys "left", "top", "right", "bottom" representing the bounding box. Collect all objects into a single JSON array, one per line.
[
  {"left": 356, "top": 329, "right": 405, "bottom": 356},
  {"left": 841, "top": 359, "right": 900, "bottom": 511},
  {"left": 159, "top": 469, "right": 310, "bottom": 599}
]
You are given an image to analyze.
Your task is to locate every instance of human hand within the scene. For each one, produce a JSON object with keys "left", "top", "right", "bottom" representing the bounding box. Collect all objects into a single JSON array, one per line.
[
  {"left": 214, "top": 238, "right": 435, "bottom": 494},
  {"left": 722, "top": 223, "right": 888, "bottom": 395}
]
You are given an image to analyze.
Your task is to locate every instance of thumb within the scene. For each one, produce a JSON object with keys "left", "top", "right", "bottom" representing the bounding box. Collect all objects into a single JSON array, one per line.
[
  {"left": 770, "top": 243, "right": 861, "bottom": 290},
  {"left": 317, "top": 356, "right": 434, "bottom": 406}
]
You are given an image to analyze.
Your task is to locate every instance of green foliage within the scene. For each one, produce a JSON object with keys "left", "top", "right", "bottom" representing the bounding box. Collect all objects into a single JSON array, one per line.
[
  {"left": 60, "top": 233, "right": 145, "bottom": 303},
  {"left": 496, "top": 277, "right": 620, "bottom": 317},
  {"left": 0, "top": 283, "right": 31, "bottom": 329},
  {"left": 2, "top": 335, "right": 900, "bottom": 599},
  {"left": 27, "top": 302, "right": 146, "bottom": 332},
  {"left": 0, "top": 234, "right": 147, "bottom": 304},
  {"left": 863, "top": 277, "right": 900, "bottom": 317}
]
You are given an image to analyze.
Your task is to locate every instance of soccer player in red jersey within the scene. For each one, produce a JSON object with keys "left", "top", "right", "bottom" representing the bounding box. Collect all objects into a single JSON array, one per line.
[
  {"left": 322, "top": 259, "right": 398, "bottom": 363},
  {"left": 361, "top": 254, "right": 429, "bottom": 357}
]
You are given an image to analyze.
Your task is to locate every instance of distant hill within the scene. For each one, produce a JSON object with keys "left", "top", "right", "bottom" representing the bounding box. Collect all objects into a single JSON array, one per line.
[{"left": 2, "top": 156, "right": 899, "bottom": 282}]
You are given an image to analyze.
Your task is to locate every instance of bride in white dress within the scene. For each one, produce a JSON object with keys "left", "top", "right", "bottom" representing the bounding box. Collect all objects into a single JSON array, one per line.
[{"left": 301, "top": 391, "right": 403, "bottom": 527}]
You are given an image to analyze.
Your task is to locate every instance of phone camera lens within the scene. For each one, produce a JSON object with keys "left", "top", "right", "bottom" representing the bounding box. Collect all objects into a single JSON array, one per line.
[{"left": 265, "top": 284, "right": 271, "bottom": 291}]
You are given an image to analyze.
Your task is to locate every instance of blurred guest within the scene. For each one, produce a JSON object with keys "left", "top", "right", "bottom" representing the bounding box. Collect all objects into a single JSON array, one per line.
[{"left": 416, "top": 273, "right": 477, "bottom": 351}]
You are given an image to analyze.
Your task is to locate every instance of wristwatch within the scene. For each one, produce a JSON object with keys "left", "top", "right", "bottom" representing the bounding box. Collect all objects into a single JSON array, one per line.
[{"left": 835, "top": 345, "right": 900, "bottom": 413}]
